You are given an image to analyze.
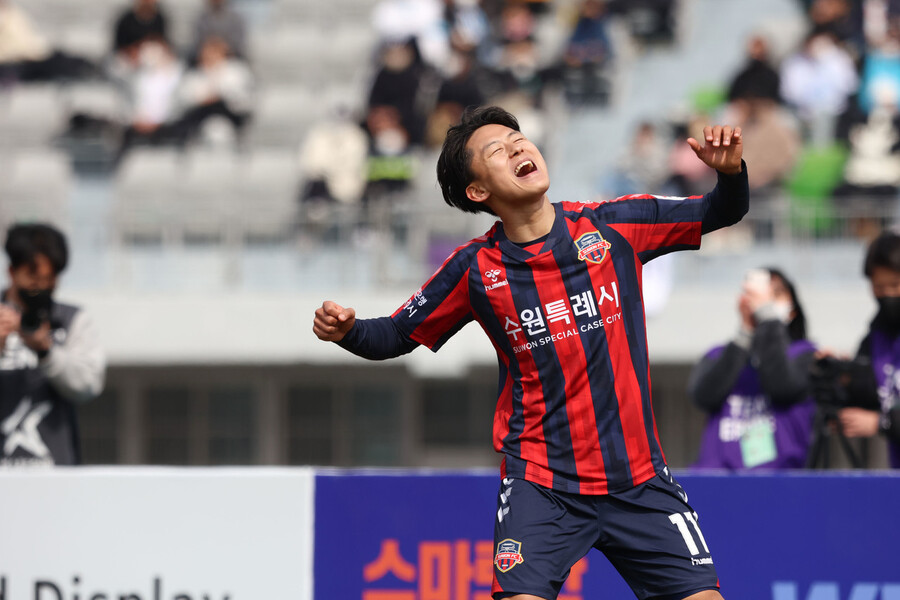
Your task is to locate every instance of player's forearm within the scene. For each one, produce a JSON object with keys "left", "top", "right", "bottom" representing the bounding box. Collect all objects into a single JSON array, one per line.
[
  {"left": 336, "top": 316, "right": 418, "bottom": 360},
  {"left": 700, "top": 160, "right": 749, "bottom": 234}
]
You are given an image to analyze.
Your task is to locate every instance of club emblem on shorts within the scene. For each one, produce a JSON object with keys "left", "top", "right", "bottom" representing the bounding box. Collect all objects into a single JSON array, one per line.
[
  {"left": 494, "top": 539, "right": 524, "bottom": 573},
  {"left": 574, "top": 231, "right": 611, "bottom": 264}
]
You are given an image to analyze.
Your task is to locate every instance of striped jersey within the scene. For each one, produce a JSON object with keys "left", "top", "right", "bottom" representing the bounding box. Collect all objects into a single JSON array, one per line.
[{"left": 390, "top": 193, "right": 715, "bottom": 495}]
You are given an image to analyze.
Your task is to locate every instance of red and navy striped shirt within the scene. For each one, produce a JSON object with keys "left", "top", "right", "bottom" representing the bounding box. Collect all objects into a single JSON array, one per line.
[{"left": 340, "top": 168, "right": 748, "bottom": 494}]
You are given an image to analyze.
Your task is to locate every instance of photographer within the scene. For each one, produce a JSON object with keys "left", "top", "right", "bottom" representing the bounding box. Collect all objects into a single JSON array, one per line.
[
  {"left": 837, "top": 230, "right": 900, "bottom": 468},
  {"left": 688, "top": 268, "right": 817, "bottom": 469},
  {"left": 0, "top": 224, "right": 105, "bottom": 466}
]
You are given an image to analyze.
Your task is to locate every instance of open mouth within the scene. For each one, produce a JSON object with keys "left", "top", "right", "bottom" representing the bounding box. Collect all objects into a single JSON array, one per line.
[{"left": 515, "top": 160, "right": 537, "bottom": 177}]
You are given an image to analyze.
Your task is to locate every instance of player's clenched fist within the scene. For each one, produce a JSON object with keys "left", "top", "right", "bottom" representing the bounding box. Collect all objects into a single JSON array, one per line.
[{"left": 313, "top": 300, "right": 356, "bottom": 342}]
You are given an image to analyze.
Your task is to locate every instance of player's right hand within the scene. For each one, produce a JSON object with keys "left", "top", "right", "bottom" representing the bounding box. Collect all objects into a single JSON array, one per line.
[{"left": 313, "top": 300, "right": 356, "bottom": 342}]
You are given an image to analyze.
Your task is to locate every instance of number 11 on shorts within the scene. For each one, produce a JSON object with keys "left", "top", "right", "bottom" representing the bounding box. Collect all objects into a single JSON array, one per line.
[{"left": 668, "top": 512, "right": 710, "bottom": 556}]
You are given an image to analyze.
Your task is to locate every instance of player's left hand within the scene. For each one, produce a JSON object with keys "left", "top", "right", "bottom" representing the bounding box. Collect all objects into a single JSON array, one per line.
[{"left": 687, "top": 125, "right": 743, "bottom": 175}]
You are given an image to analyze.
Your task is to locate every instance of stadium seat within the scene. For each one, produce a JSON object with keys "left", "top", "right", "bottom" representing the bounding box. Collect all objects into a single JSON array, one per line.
[
  {"left": 113, "top": 147, "right": 182, "bottom": 245},
  {"left": 62, "top": 82, "right": 129, "bottom": 123},
  {"left": 57, "top": 25, "right": 114, "bottom": 63},
  {"left": 236, "top": 149, "right": 302, "bottom": 242},
  {"left": 177, "top": 149, "right": 242, "bottom": 244},
  {"left": 243, "top": 85, "right": 323, "bottom": 150},
  {"left": 273, "top": 0, "right": 378, "bottom": 27},
  {"left": 0, "top": 85, "right": 67, "bottom": 150},
  {"left": 248, "top": 25, "right": 325, "bottom": 86},
  {"left": 0, "top": 149, "right": 72, "bottom": 233}
]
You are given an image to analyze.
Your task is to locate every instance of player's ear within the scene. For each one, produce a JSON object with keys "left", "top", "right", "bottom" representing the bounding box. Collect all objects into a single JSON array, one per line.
[{"left": 466, "top": 182, "right": 490, "bottom": 204}]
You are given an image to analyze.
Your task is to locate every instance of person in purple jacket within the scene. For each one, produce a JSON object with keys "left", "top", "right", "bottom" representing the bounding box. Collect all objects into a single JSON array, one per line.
[
  {"left": 688, "top": 267, "right": 816, "bottom": 470},
  {"left": 838, "top": 230, "right": 900, "bottom": 467}
]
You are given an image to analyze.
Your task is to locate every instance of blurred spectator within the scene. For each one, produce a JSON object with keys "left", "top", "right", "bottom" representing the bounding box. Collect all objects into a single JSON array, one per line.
[
  {"left": 190, "top": 0, "right": 247, "bottom": 63},
  {"left": 833, "top": 85, "right": 900, "bottom": 200},
  {"left": 367, "top": 38, "right": 434, "bottom": 148},
  {"left": 837, "top": 230, "right": 900, "bottom": 468},
  {"left": 0, "top": 224, "right": 106, "bottom": 466},
  {"left": 857, "top": 19, "right": 900, "bottom": 115},
  {"left": 689, "top": 268, "right": 817, "bottom": 470},
  {"left": 0, "top": 0, "right": 99, "bottom": 82},
  {"left": 113, "top": 0, "right": 168, "bottom": 62},
  {"left": 363, "top": 105, "right": 418, "bottom": 201},
  {"left": 372, "top": 0, "right": 449, "bottom": 70},
  {"left": 497, "top": 1, "right": 536, "bottom": 44},
  {"left": 602, "top": 121, "right": 669, "bottom": 197},
  {"left": 561, "top": 0, "right": 613, "bottom": 106},
  {"left": 723, "top": 98, "right": 801, "bottom": 198},
  {"left": 426, "top": 49, "right": 488, "bottom": 147},
  {"left": 174, "top": 36, "right": 253, "bottom": 148},
  {"left": 492, "top": 36, "right": 555, "bottom": 106},
  {"left": 299, "top": 108, "right": 370, "bottom": 211},
  {"left": 116, "top": 39, "right": 184, "bottom": 161},
  {"left": 807, "top": 0, "right": 864, "bottom": 56},
  {"left": 442, "top": 0, "right": 491, "bottom": 59},
  {"left": 663, "top": 117, "right": 717, "bottom": 197},
  {"left": 608, "top": 0, "right": 677, "bottom": 45},
  {"left": 780, "top": 30, "right": 858, "bottom": 142},
  {"left": 727, "top": 34, "right": 781, "bottom": 104}
]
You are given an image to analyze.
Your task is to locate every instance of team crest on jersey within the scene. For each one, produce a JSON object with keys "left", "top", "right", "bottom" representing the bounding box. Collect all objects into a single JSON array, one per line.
[
  {"left": 574, "top": 230, "right": 611, "bottom": 264},
  {"left": 494, "top": 539, "right": 524, "bottom": 573}
]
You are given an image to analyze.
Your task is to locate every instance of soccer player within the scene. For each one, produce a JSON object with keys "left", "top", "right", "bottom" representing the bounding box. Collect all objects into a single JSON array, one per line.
[{"left": 313, "top": 106, "right": 748, "bottom": 600}]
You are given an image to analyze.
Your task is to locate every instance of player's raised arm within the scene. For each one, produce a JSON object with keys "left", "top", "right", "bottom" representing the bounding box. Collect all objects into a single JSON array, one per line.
[
  {"left": 313, "top": 300, "right": 356, "bottom": 342},
  {"left": 687, "top": 125, "right": 743, "bottom": 175}
]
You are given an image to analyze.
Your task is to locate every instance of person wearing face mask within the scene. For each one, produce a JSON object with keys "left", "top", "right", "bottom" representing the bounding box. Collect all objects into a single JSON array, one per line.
[
  {"left": 688, "top": 267, "right": 817, "bottom": 470},
  {"left": 0, "top": 223, "right": 106, "bottom": 466},
  {"left": 837, "top": 230, "right": 900, "bottom": 467}
]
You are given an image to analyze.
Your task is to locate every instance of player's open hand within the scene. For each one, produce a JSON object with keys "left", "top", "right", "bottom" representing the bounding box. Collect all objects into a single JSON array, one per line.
[
  {"left": 686, "top": 125, "right": 743, "bottom": 175},
  {"left": 313, "top": 300, "right": 356, "bottom": 342}
]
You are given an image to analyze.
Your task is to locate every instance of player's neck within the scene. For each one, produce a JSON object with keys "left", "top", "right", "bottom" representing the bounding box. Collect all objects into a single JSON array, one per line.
[{"left": 497, "top": 195, "right": 555, "bottom": 244}]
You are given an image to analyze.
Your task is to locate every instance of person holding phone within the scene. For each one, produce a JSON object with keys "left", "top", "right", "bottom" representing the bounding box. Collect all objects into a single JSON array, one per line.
[{"left": 688, "top": 267, "right": 817, "bottom": 470}]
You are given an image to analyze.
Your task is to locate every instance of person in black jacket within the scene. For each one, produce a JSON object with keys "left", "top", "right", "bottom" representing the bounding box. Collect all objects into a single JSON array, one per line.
[
  {"left": 837, "top": 230, "right": 900, "bottom": 467},
  {"left": 0, "top": 224, "right": 106, "bottom": 466},
  {"left": 689, "top": 267, "right": 817, "bottom": 470}
]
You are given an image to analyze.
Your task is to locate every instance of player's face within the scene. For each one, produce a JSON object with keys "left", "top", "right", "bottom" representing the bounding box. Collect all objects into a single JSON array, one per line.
[{"left": 465, "top": 124, "right": 550, "bottom": 209}]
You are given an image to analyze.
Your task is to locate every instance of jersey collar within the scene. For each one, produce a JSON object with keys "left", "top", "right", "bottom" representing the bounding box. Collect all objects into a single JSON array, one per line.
[{"left": 495, "top": 202, "right": 568, "bottom": 263}]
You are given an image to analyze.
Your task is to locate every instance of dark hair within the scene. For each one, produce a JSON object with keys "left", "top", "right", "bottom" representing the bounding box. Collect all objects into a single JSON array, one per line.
[
  {"left": 4, "top": 223, "right": 69, "bottom": 274},
  {"left": 436, "top": 105, "right": 520, "bottom": 216},
  {"left": 863, "top": 230, "right": 900, "bottom": 277},
  {"left": 766, "top": 267, "right": 806, "bottom": 341}
]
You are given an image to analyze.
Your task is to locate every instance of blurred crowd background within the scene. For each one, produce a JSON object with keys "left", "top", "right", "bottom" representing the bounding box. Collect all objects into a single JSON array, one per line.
[{"left": 2, "top": 0, "right": 899, "bottom": 470}]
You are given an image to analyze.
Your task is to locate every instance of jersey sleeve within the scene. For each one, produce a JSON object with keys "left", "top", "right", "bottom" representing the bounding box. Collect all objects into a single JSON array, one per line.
[
  {"left": 390, "top": 244, "right": 476, "bottom": 352},
  {"left": 599, "top": 163, "right": 749, "bottom": 263}
]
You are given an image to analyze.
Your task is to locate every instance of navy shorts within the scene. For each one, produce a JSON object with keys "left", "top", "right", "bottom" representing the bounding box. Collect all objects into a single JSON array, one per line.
[{"left": 491, "top": 471, "right": 719, "bottom": 600}]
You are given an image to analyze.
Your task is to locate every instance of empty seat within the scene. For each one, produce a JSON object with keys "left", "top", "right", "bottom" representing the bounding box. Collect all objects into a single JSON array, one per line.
[
  {"left": 0, "top": 149, "right": 72, "bottom": 231},
  {"left": 113, "top": 147, "right": 182, "bottom": 244},
  {"left": 249, "top": 26, "right": 325, "bottom": 85},
  {"left": 244, "top": 85, "right": 322, "bottom": 149},
  {"left": 0, "top": 85, "right": 67, "bottom": 150},
  {"left": 176, "top": 149, "right": 242, "bottom": 243},
  {"left": 236, "top": 149, "right": 302, "bottom": 241}
]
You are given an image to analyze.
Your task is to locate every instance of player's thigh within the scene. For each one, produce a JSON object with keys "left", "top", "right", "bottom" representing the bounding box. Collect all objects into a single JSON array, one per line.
[
  {"left": 597, "top": 475, "right": 720, "bottom": 600},
  {"left": 492, "top": 478, "right": 596, "bottom": 600}
]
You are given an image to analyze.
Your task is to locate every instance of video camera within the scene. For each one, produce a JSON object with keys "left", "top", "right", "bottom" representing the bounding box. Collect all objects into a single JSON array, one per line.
[{"left": 808, "top": 356, "right": 880, "bottom": 412}]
